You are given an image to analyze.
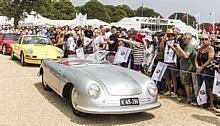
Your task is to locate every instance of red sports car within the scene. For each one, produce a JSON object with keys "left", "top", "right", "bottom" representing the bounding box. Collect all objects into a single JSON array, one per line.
[{"left": 0, "top": 33, "right": 20, "bottom": 55}]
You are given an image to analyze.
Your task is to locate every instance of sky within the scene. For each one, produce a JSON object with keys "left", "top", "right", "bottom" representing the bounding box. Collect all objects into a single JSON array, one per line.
[{"left": 72, "top": 0, "right": 220, "bottom": 23}]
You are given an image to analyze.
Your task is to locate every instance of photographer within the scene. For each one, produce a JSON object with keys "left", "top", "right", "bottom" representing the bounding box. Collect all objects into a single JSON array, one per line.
[
  {"left": 169, "top": 32, "right": 197, "bottom": 104},
  {"left": 163, "top": 29, "right": 178, "bottom": 98}
]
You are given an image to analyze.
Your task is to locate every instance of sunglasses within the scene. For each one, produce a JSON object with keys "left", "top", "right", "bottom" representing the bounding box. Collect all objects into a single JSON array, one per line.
[{"left": 200, "top": 38, "right": 208, "bottom": 41}]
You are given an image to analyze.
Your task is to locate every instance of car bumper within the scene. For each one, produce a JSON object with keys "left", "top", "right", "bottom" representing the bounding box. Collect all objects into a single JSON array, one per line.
[
  {"left": 25, "top": 58, "right": 59, "bottom": 64},
  {"left": 75, "top": 101, "right": 161, "bottom": 114},
  {"left": 25, "top": 58, "right": 43, "bottom": 64}
]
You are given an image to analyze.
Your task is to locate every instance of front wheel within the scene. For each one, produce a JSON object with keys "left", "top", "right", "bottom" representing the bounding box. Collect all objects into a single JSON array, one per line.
[
  {"left": 42, "top": 71, "right": 51, "bottom": 91},
  {"left": 11, "top": 51, "right": 15, "bottom": 60},
  {"left": 2, "top": 45, "right": 7, "bottom": 55},
  {"left": 70, "top": 86, "right": 85, "bottom": 117},
  {"left": 20, "top": 53, "right": 26, "bottom": 66}
]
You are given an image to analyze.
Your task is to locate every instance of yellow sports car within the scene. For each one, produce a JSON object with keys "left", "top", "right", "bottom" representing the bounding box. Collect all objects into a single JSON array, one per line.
[{"left": 11, "top": 35, "right": 64, "bottom": 66}]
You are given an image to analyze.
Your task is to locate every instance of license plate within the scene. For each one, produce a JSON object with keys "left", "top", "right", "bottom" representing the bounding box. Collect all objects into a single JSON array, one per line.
[{"left": 120, "top": 98, "right": 139, "bottom": 106}]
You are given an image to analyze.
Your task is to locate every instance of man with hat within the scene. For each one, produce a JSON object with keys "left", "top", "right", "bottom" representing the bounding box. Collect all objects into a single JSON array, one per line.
[{"left": 163, "top": 29, "right": 179, "bottom": 98}]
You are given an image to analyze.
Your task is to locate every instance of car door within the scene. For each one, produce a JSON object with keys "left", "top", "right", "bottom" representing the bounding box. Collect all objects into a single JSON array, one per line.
[
  {"left": 45, "top": 62, "right": 64, "bottom": 94},
  {"left": 14, "top": 37, "right": 22, "bottom": 58}
]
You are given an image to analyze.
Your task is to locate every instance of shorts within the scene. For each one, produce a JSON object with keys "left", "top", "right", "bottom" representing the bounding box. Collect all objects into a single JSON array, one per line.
[
  {"left": 163, "top": 63, "right": 179, "bottom": 80},
  {"left": 179, "top": 70, "right": 191, "bottom": 85}
]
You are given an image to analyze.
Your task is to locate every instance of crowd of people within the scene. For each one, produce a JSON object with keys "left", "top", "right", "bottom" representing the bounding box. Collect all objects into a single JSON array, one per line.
[{"left": 1, "top": 24, "right": 220, "bottom": 114}]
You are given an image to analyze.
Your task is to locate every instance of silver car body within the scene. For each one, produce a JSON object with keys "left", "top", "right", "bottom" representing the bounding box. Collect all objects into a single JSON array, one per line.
[{"left": 39, "top": 51, "right": 160, "bottom": 114}]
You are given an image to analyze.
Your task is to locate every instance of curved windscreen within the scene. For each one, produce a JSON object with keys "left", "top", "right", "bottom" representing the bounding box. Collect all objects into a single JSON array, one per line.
[
  {"left": 22, "top": 36, "right": 52, "bottom": 45},
  {"left": 58, "top": 51, "right": 113, "bottom": 66},
  {"left": 3, "top": 34, "right": 19, "bottom": 41}
]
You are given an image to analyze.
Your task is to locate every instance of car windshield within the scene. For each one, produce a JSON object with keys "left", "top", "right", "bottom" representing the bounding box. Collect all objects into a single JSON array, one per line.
[
  {"left": 3, "top": 34, "right": 19, "bottom": 40},
  {"left": 22, "top": 36, "right": 52, "bottom": 45},
  {"left": 58, "top": 51, "right": 113, "bottom": 66}
]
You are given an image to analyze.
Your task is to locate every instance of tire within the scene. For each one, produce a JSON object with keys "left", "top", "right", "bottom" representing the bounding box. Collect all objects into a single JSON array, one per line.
[
  {"left": 42, "top": 71, "right": 52, "bottom": 91},
  {"left": 11, "top": 51, "right": 15, "bottom": 60},
  {"left": 2, "top": 45, "right": 7, "bottom": 55},
  {"left": 20, "top": 52, "right": 26, "bottom": 66},
  {"left": 70, "top": 86, "right": 85, "bottom": 117}
]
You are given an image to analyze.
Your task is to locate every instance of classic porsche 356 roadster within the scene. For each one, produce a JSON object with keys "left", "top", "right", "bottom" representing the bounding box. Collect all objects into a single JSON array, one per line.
[{"left": 38, "top": 51, "right": 160, "bottom": 116}]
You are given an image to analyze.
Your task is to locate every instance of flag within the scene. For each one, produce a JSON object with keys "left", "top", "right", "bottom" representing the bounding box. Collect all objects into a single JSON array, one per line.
[
  {"left": 113, "top": 46, "right": 131, "bottom": 64},
  {"left": 83, "top": 37, "right": 92, "bottom": 46},
  {"left": 76, "top": 48, "right": 84, "bottom": 59},
  {"left": 213, "top": 71, "right": 220, "bottom": 96},
  {"left": 151, "top": 62, "right": 168, "bottom": 81},
  {"left": 197, "top": 81, "right": 207, "bottom": 105}
]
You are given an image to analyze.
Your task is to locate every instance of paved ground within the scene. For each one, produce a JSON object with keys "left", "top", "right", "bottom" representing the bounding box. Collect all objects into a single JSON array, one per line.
[{"left": 0, "top": 54, "right": 220, "bottom": 126}]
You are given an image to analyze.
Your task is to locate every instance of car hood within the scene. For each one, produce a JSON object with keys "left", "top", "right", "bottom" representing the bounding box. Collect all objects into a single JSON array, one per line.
[
  {"left": 81, "top": 65, "right": 142, "bottom": 96},
  {"left": 22, "top": 44, "right": 62, "bottom": 57},
  {"left": 3, "top": 40, "right": 17, "bottom": 44}
]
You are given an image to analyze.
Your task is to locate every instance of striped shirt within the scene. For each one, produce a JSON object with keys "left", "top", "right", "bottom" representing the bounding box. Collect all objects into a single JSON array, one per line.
[{"left": 133, "top": 43, "right": 144, "bottom": 65}]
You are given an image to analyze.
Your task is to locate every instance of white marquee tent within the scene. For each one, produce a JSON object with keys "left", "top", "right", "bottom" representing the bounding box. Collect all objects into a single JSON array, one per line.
[{"left": 86, "top": 19, "right": 110, "bottom": 27}]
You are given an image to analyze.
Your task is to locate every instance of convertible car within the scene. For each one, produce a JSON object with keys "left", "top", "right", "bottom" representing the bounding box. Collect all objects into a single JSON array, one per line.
[
  {"left": 38, "top": 51, "right": 160, "bottom": 116},
  {"left": 11, "top": 35, "right": 64, "bottom": 66}
]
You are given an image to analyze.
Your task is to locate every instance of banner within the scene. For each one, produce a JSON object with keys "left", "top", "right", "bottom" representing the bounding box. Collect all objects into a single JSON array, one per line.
[
  {"left": 76, "top": 48, "right": 84, "bottom": 59},
  {"left": 213, "top": 71, "right": 220, "bottom": 96},
  {"left": 197, "top": 81, "right": 207, "bottom": 105},
  {"left": 113, "top": 46, "right": 131, "bottom": 64},
  {"left": 151, "top": 62, "right": 168, "bottom": 81}
]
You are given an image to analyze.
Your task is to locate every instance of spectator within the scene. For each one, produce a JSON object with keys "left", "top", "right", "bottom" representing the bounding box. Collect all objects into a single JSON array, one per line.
[
  {"left": 118, "top": 30, "right": 146, "bottom": 72},
  {"left": 195, "top": 34, "right": 215, "bottom": 109},
  {"left": 65, "top": 33, "right": 76, "bottom": 57},
  {"left": 163, "top": 29, "right": 178, "bottom": 98},
  {"left": 108, "top": 26, "right": 119, "bottom": 52},
  {"left": 169, "top": 32, "right": 197, "bottom": 104},
  {"left": 91, "top": 28, "right": 104, "bottom": 52},
  {"left": 153, "top": 32, "right": 166, "bottom": 93},
  {"left": 84, "top": 25, "right": 93, "bottom": 39}
]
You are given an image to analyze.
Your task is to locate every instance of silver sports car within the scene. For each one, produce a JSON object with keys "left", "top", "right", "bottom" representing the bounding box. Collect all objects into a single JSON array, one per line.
[{"left": 38, "top": 51, "right": 160, "bottom": 116}]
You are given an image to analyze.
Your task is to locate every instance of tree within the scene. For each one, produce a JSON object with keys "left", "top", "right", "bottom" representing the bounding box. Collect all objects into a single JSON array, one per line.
[
  {"left": 80, "top": 0, "right": 110, "bottom": 22},
  {"left": 115, "top": 5, "right": 134, "bottom": 17},
  {"left": 104, "top": 4, "right": 134, "bottom": 22},
  {"left": 33, "top": 0, "right": 76, "bottom": 20},
  {"left": 135, "top": 7, "right": 162, "bottom": 18},
  {"left": 0, "top": 0, "right": 36, "bottom": 28},
  {"left": 111, "top": 9, "right": 127, "bottom": 22},
  {"left": 169, "top": 12, "right": 197, "bottom": 27},
  {"left": 105, "top": 5, "right": 115, "bottom": 21}
]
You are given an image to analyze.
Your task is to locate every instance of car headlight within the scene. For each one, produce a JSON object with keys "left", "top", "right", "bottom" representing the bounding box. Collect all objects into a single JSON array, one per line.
[
  {"left": 57, "top": 50, "right": 64, "bottom": 56},
  {"left": 27, "top": 48, "right": 33, "bottom": 54},
  {"left": 147, "top": 82, "right": 158, "bottom": 96},
  {"left": 87, "top": 83, "right": 101, "bottom": 99}
]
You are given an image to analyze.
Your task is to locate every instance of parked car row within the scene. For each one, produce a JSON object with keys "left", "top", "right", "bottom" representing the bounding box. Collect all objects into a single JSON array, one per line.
[{"left": 0, "top": 33, "right": 64, "bottom": 66}]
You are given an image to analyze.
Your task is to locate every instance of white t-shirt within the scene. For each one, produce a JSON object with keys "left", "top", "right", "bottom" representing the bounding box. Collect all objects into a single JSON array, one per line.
[
  {"left": 105, "top": 32, "right": 112, "bottom": 40},
  {"left": 92, "top": 35, "right": 104, "bottom": 52},
  {"left": 67, "top": 37, "right": 76, "bottom": 51},
  {"left": 164, "top": 40, "right": 177, "bottom": 63}
]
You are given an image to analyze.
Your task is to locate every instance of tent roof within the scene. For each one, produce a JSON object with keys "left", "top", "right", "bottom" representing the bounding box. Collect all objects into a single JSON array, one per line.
[{"left": 86, "top": 19, "right": 109, "bottom": 26}]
